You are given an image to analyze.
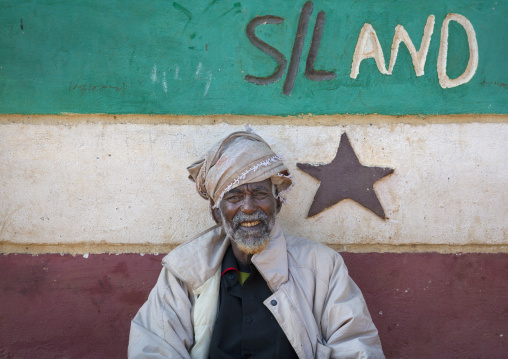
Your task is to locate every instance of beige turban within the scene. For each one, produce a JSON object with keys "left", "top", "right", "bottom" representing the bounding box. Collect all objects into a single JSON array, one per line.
[{"left": 187, "top": 131, "right": 293, "bottom": 208}]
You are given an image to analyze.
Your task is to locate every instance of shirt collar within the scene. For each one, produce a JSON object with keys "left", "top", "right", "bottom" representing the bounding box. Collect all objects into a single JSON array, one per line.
[{"left": 221, "top": 245, "right": 238, "bottom": 276}]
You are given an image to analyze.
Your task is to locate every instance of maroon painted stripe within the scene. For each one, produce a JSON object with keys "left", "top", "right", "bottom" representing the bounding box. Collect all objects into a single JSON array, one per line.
[{"left": 0, "top": 253, "right": 507, "bottom": 358}]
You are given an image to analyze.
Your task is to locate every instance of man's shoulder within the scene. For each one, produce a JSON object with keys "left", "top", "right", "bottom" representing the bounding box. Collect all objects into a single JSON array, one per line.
[
  {"left": 283, "top": 230, "right": 344, "bottom": 268},
  {"left": 161, "top": 224, "right": 227, "bottom": 289},
  {"left": 284, "top": 231, "right": 339, "bottom": 255},
  {"left": 163, "top": 224, "right": 224, "bottom": 261}
]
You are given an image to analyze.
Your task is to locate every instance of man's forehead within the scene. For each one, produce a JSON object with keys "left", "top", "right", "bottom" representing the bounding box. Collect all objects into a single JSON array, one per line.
[{"left": 226, "top": 179, "right": 272, "bottom": 194}]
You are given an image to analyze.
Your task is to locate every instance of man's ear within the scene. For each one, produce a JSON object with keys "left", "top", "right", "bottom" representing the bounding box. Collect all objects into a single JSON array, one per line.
[
  {"left": 210, "top": 200, "right": 221, "bottom": 224},
  {"left": 276, "top": 197, "right": 282, "bottom": 214}
]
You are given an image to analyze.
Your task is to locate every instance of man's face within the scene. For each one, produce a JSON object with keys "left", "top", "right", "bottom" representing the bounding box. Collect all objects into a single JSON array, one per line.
[{"left": 218, "top": 179, "right": 279, "bottom": 255}]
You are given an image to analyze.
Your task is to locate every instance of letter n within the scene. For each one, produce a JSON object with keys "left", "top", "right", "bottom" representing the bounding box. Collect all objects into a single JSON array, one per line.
[{"left": 388, "top": 15, "right": 435, "bottom": 76}]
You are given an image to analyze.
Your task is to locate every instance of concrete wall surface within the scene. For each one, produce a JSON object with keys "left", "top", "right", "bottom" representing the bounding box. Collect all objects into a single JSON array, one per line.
[
  {"left": 1, "top": 116, "right": 507, "bottom": 359},
  {"left": 0, "top": 253, "right": 506, "bottom": 359},
  {"left": 1, "top": 0, "right": 507, "bottom": 357},
  {"left": 1, "top": 117, "right": 507, "bottom": 254}
]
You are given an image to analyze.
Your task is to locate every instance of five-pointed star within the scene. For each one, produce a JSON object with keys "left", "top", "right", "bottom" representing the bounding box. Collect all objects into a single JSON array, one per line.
[{"left": 297, "top": 133, "right": 394, "bottom": 218}]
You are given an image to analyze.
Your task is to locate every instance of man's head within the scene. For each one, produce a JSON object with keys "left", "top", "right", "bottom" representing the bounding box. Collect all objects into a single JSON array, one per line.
[
  {"left": 187, "top": 131, "right": 293, "bottom": 253},
  {"left": 217, "top": 178, "right": 281, "bottom": 254}
]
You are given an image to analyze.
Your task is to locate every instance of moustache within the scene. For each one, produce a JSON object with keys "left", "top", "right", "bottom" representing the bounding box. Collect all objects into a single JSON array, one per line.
[{"left": 232, "top": 211, "right": 268, "bottom": 230}]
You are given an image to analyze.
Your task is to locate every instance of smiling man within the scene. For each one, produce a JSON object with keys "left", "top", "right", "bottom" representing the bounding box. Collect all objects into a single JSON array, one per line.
[
  {"left": 219, "top": 179, "right": 277, "bottom": 258},
  {"left": 128, "top": 131, "right": 384, "bottom": 359}
]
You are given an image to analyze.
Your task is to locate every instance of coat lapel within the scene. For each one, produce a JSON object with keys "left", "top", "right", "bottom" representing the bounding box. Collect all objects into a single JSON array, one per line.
[{"left": 252, "top": 221, "right": 289, "bottom": 292}]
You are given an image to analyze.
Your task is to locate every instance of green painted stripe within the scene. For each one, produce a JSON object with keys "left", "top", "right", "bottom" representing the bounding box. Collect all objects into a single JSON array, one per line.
[{"left": 0, "top": 0, "right": 506, "bottom": 115}]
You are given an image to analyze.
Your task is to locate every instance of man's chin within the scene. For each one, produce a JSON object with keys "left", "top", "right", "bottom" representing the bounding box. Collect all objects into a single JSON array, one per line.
[
  {"left": 231, "top": 226, "right": 271, "bottom": 254},
  {"left": 233, "top": 236, "right": 270, "bottom": 255}
]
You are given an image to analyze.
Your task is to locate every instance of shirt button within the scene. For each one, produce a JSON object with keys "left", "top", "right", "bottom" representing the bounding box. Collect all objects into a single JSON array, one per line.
[
  {"left": 246, "top": 316, "right": 253, "bottom": 323},
  {"left": 271, "top": 299, "right": 277, "bottom": 306}
]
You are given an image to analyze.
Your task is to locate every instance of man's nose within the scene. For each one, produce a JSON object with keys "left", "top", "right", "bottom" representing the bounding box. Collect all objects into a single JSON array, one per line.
[{"left": 241, "top": 195, "right": 256, "bottom": 214}]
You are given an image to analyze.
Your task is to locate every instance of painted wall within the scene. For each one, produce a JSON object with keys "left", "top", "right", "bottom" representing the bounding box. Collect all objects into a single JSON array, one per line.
[
  {"left": 1, "top": 119, "right": 507, "bottom": 252},
  {"left": 1, "top": 0, "right": 507, "bottom": 115},
  {"left": 1, "top": 253, "right": 506, "bottom": 358},
  {"left": 1, "top": 1, "right": 507, "bottom": 358}
]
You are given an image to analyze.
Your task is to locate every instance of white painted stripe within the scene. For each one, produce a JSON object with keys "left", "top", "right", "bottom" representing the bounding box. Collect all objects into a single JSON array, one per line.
[{"left": 0, "top": 120, "right": 506, "bottom": 247}]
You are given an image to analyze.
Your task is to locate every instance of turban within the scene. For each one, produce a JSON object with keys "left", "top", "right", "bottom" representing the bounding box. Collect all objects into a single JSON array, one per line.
[{"left": 187, "top": 131, "right": 293, "bottom": 208}]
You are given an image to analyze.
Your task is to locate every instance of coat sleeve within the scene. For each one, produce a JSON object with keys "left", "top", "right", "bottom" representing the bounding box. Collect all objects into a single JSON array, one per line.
[
  {"left": 128, "top": 267, "right": 194, "bottom": 359},
  {"left": 320, "top": 254, "right": 385, "bottom": 359}
]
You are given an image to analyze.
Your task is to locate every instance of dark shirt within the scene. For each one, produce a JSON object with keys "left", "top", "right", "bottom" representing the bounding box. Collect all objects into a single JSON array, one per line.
[{"left": 209, "top": 245, "right": 298, "bottom": 359}]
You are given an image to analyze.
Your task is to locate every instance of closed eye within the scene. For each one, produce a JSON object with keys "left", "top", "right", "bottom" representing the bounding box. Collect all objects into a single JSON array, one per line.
[
  {"left": 253, "top": 192, "right": 269, "bottom": 199},
  {"left": 225, "top": 194, "right": 244, "bottom": 202}
]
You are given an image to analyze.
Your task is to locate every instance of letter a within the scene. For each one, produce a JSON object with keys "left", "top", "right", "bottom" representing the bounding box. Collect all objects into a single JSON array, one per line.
[
  {"left": 350, "top": 23, "right": 389, "bottom": 79},
  {"left": 437, "top": 14, "right": 478, "bottom": 88}
]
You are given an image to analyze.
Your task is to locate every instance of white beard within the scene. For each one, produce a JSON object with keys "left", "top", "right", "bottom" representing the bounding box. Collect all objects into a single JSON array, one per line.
[{"left": 220, "top": 210, "right": 275, "bottom": 255}]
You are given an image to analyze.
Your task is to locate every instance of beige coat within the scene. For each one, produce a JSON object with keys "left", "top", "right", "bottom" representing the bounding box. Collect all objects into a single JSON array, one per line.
[{"left": 128, "top": 222, "right": 384, "bottom": 359}]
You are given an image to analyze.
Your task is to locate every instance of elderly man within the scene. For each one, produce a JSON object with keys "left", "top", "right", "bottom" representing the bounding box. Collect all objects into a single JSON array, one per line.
[{"left": 128, "top": 131, "right": 384, "bottom": 358}]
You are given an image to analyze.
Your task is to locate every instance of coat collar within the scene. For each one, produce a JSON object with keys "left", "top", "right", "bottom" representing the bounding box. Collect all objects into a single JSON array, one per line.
[
  {"left": 251, "top": 221, "right": 288, "bottom": 292},
  {"left": 162, "top": 221, "right": 289, "bottom": 292}
]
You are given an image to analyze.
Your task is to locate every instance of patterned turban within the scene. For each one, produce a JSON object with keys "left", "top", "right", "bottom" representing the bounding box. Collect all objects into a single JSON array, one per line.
[{"left": 187, "top": 131, "right": 293, "bottom": 208}]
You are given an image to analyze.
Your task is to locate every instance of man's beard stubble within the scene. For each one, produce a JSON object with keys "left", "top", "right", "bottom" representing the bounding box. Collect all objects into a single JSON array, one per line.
[{"left": 220, "top": 210, "right": 276, "bottom": 255}]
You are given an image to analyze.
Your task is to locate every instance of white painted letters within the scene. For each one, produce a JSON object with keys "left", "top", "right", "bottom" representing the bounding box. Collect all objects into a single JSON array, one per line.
[
  {"left": 388, "top": 15, "right": 435, "bottom": 76},
  {"left": 437, "top": 13, "right": 479, "bottom": 88},
  {"left": 350, "top": 24, "right": 388, "bottom": 79},
  {"left": 246, "top": 7, "right": 479, "bottom": 90}
]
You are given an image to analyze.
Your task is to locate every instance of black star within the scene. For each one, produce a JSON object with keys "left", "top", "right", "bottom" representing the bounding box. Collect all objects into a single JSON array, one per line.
[{"left": 297, "top": 133, "right": 394, "bottom": 218}]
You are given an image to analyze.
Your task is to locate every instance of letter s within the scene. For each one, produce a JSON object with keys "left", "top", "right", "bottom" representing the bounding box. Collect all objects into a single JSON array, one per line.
[{"left": 245, "top": 16, "right": 287, "bottom": 85}]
